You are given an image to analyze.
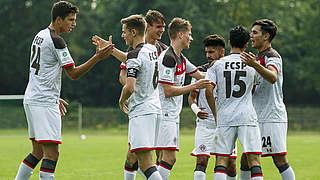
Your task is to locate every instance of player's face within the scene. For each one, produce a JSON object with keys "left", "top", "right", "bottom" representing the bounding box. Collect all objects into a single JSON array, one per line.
[
  {"left": 148, "top": 21, "right": 165, "bottom": 41},
  {"left": 250, "top": 25, "right": 265, "bottom": 49},
  {"left": 60, "top": 13, "right": 77, "bottom": 33},
  {"left": 121, "top": 24, "right": 133, "bottom": 47},
  {"left": 205, "top": 46, "right": 224, "bottom": 64},
  {"left": 181, "top": 28, "right": 193, "bottom": 49}
]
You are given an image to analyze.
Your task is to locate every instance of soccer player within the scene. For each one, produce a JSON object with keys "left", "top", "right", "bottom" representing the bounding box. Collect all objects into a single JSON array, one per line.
[
  {"left": 205, "top": 26, "right": 263, "bottom": 180},
  {"left": 156, "top": 17, "right": 211, "bottom": 180},
  {"left": 189, "top": 34, "right": 238, "bottom": 180},
  {"left": 239, "top": 19, "right": 295, "bottom": 180},
  {"left": 118, "top": 14, "right": 162, "bottom": 180},
  {"left": 14, "top": 1, "right": 113, "bottom": 180}
]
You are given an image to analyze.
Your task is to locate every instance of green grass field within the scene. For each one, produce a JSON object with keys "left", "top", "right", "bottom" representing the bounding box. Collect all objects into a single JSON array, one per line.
[{"left": 1, "top": 129, "right": 319, "bottom": 180}]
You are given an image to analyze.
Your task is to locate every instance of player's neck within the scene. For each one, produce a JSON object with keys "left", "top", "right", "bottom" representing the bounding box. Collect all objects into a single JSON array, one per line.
[
  {"left": 49, "top": 22, "right": 62, "bottom": 36},
  {"left": 171, "top": 41, "right": 183, "bottom": 57},
  {"left": 230, "top": 48, "right": 242, "bottom": 54},
  {"left": 132, "top": 36, "right": 145, "bottom": 48},
  {"left": 258, "top": 43, "right": 271, "bottom": 53},
  {"left": 146, "top": 35, "right": 157, "bottom": 45}
]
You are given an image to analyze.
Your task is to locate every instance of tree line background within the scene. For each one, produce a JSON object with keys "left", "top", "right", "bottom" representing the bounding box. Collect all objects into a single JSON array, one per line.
[{"left": 1, "top": 0, "right": 320, "bottom": 107}]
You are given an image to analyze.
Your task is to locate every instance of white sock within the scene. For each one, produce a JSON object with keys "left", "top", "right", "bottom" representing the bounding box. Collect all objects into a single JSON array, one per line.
[
  {"left": 194, "top": 171, "right": 206, "bottom": 180},
  {"left": 239, "top": 170, "right": 251, "bottom": 180},
  {"left": 227, "top": 174, "right": 237, "bottom": 180},
  {"left": 280, "top": 167, "right": 295, "bottom": 180},
  {"left": 39, "top": 171, "right": 54, "bottom": 180},
  {"left": 148, "top": 171, "right": 163, "bottom": 180},
  {"left": 214, "top": 172, "right": 227, "bottom": 180},
  {"left": 124, "top": 169, "right": 136, "bottom": 180},
  {"left": 15, "top": 162, "right": 33, "bottom": 180},
  {"left": 137, "top": 168, "right": 147, "bottom": 179},
  {"left": 158, "top": 165, "right": 170, "bottom": 180}
]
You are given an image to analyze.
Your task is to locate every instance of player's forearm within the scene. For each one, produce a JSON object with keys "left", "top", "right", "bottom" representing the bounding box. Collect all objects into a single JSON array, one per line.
[
  {"left": 188, "top": 92, "right": 197, "bottom": 106},
  {"left": 190, "top": 71, "right": 205, "bottom": 80},
  {"left": 253, "top": 63, "right": 277, "bottom": 84},
  {"left": 163, "top": 83, "right": 197, "bottom": 98},
  {"left": 112, "top": 48, "right": 127, "bottom": 63},
  {"left": 205, "top": 87, "right": 216, "bottom": 116},
  {"left": 119, "top": 85, "right": 132, "bottom": 104}
]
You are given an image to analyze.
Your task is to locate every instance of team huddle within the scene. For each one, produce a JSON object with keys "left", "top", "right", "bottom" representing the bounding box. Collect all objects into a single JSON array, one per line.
[{"left": 14, "top": 1, "right": 295, "bottom": 180}]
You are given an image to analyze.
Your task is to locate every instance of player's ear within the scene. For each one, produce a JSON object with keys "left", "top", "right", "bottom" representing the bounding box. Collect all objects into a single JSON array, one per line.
[
  {"left": 263, "top": 33, "right": 270, "bottom": 41},
  {"left": 131, "top": 29, "right": 137, "bottom": 37},
  {"left": 220, "top": 48, "right": 225, "bottom": 56},
  {"left": 56, "top": 16, "right": 62, "bottom": 24},
  {"left": 178, "top": 32, "right": 183, "bottom": 39}
]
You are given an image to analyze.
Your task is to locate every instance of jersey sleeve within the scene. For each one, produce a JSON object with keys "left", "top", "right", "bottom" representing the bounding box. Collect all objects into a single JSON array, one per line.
[
  {"left": 158, "top": 55, "right": 176, "bottom": 85},
  {"left": 266, "top": 57, "right": 281, "bottom": 74},
  {"left": 206, "top": 65, "right": 217, "bottom": 87},
  {"left": 120, "top": 62, "right": 127, "bottom": 70},
  {"left": 126, "top": 51, "right": 141, "bottom": 78},
  {"left": 185, "top": 58, "right": 198, "bottom": 75},
  {"left": 51, "top": 34, "right": 74, "bottom": 68}
]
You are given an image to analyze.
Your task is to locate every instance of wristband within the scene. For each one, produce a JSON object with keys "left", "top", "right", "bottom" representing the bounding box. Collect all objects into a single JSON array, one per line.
[{"left": 191, "top": 103, "right": 201, "bottom": 115}]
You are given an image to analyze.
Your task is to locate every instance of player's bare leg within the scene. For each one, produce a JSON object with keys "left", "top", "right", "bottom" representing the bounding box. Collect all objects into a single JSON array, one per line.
[
  {"left": 226, "top": 158, "right": 237, "bottom": 180},
  {"left": 15, "top": 140, "right": 43, "bottom": 180},
  {"left": 213, "top": 155, "right": 229, "bottom": 180},
  {"left": 135, "top": 150, "right": 162, "bottom": 180},
  {"left": 124, "top": 148, "right": 147, "bottom": 180},
  {"left": 272, "top": 155, "right": 295, "bottom": 180},
  {"left": 40, "top": 143, "right": 59, "bottom": 180},
  {"left": 158, "top": 149, "right": 176, "bottom": 180},
  {"left": 155, "top": 150, "right": 161, "bottom": 166},
  {"left": 239, "top": 154, "right": 250, "bottom": 180},
  {"left": 194, "top": 156, "right": 208, "bottom": 180},
  {"left": 247, "top": 154, "right": 263, "bottom": 180}
]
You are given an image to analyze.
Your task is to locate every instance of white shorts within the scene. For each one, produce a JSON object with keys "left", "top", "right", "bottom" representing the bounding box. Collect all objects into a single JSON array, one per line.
[
  {"left": 156, "top": 119, "right": 180, "bottom": 151},
  {"left": 259, "top": 122, "right": 287, "bottom": 157},
  {"left": 24, "top": 104, "right": 62, "bottom": 144},
  {"left": 128, "top": 113, "right": 160, "bottom": 152},
  {"left": 215, "top": 125, "right": 261, "bottom": 156},
  {"left": 191, "top": 124, "right": 237, "bottom": 158}
]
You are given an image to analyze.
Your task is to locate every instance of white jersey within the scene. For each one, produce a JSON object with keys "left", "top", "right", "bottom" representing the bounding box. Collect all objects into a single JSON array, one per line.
[
  {"left": 126, "top": 43, "right": 161, "bottom": 118},
  {"left": 24, "top": 28, "right": 74, "bottom": 106},
  {"left": 253, "top": 47, "right": 287, "bottom": 123},
  {"left": 206, "top": 54, "right": 258, "bottom": 126},
  {"left": 158, "top": 46, "right": 198, "bottom": 122}
]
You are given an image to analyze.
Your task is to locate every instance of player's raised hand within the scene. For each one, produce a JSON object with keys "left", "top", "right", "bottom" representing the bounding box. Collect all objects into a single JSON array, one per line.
[
  {"left": 92, "top": 35, "right": 112, "bottom": 49},
  {"left": 194, "top": 79, "right": 211, "bottom": 89},
  {"left": 58, "top": 98, "right": 69, "bottom": 116},
  {"left": 241, "top": 52, "right": 257, "bottom": 67},
  {"left": 197, "top": 107, "right": 209, "bottom": 119},
  {"left": 95, "top": 39, "right": 114, "bottom": 60}
]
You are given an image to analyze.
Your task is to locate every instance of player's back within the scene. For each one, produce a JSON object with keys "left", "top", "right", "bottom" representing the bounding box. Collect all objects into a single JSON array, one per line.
[
  {"left": 207, "top": 54, "right": 258, "bottom": 126},
  {"left": 126, "top": 43, "right": 161, "bottom": 118},
  {"left": 24, "top": 28, "right": 74, "bottom": 106}
]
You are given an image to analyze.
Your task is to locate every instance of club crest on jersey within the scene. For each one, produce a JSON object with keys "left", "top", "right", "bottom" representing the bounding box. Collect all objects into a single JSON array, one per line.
[
  {"left": 163, "top": 68, "right": 173, "bottom": 79},
  {"left": 62, "top": 52, "right": 68, "bottom": 57},
  {"left": 199, "top": 144, "right": 207, "bottom": 152}
]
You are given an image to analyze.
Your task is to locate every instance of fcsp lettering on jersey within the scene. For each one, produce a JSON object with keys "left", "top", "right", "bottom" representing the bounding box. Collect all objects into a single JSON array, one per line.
[
  {"left": 225, "top": 62, "right": 246, "bottom": 70},
  {"left": 148, "top": 52, "right": 157, "bottom": 61},
  {"left": 33, "top": 36, "right": 44, "bottom": 46}
]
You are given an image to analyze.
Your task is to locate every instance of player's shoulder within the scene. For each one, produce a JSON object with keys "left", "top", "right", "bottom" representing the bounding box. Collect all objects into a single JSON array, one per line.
[
  {"left": 161, "top": 46, "right": 176, "bottom": 68},
  {"left": 259, "top": 47, "right": 281, "bottom": 59},
  {"left": 156, "top": 41, "right": 168, "bottom": 51},
  {"left": 48, "top": 28, "right": 66, "bottom": 49},
  {"left": 197, "top": 63, "right": 211, "bottom": 72},
  {"left": 127, "top": 43, "right": 145, "bottom": 59}
]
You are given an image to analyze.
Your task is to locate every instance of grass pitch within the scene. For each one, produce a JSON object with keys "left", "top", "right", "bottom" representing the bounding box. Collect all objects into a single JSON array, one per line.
[{"left": 1, "top": 129, "right": 319, "bottom": 180}]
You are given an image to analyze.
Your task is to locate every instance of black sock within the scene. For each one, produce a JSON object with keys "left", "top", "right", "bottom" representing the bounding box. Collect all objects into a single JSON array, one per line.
[
  {"left": 124, "top": 160, "right": 139, "bottom": 171},
  {"left": 277, "top": 163, "right": 290, "bottom": 173},
  {"left": 144, "top": 166, "right": 158, "bottom": 179},
  {"left": 250, "top": 165, "right": 263, "bottom": 178},
  {"left": 159, "top": 160, "right": 173, "bottom": 170},
  {"left": 40, "top": 159, "right": 57, "bottom": 173},
  {"left": 23, "top": 153, "right": 40, "bottom": 169},
  {"left": 227, "top": 168, "right": 237, "bottom": 177},
  {"left": 195, "top": 163, "right": 207, "bottom": 173},
  {"left": 214, "top": 166, "right": 227, "bottom": 174}
]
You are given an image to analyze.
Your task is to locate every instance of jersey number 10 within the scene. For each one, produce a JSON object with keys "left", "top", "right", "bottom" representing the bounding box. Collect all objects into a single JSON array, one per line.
[
  {"left": 223, "top": 71, "right": 247, "bottom": 98},
  {"left": 31, "top": 45, "right": 41, "bottom": 75}
]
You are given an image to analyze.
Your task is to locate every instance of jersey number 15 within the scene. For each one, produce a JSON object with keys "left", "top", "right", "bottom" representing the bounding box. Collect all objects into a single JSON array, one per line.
[{"left": 223, "top": 71, "right": 246, "bottom": 98}]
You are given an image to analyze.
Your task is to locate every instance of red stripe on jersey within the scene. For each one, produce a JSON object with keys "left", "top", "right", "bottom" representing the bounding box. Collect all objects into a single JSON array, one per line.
[
  {"left": 175, "top": 58, "right": 186, "bottom": 75},
  {"left": 210, "top": 82, "right": 216, "bottom": 87},
  {"left": 192, "top": 90, "right": 199, "bottom": 94},
  {"left": 23, "top": 160, "right": 35, "bottom": 169},
  {"left": 40, "top": 168, "right": 55, "bottom": 173},
  {"left": 186, "top": 68, "right": 198, "bottom": 75},
  {"left": 213, "top": 153, "right": 231, "bottom": 157},
  {"left": 130, "top": 147, "right": 157, "bottom": 152},
  {"left": 120, "top": 64, "right": 127, "bottom": 70},
  {"left": 261, "top": 152, "right": 287, "bottom": 157},
  {"left": 190, "top": 153, "right": 210, "bottom": 158},
  {"left": 243, "top": 152, "right": 262, "bottom": 155},
  {"left": 155, "top": 147, "right": 179, "bottom": 151},
  {"left": 158, "top": 81, "right": 174, "bottom": 85},
  {"left": 36, "top": 140, "right": 62, "bottom": 144},
  {"left": 268, "top": 64, "right": 279, "bottom": 73},
  {"left": 214, "top": 170, "right": 227, "bottom": 174},
  {"left": 256, "top": 58, "right": 266, "bottom": 67},
  {"left": 251, "top": 174, "right": 264, "bottom": 177},
  {"left": 229, "top": 155, "right": 237, "bottom": 159},
  {"left": 62, "top": 63, "right": 75, "bottom": 68}
]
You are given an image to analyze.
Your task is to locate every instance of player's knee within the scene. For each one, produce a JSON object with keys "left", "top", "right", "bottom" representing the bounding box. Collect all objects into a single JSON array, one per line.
[
  {"left": 196, "top": 156, "right": 208, "bottom": 165},
  {"left": 228, "top": 158, "right": 237, "bottom": 170},
  {"left": 272, "top": 154, "right": 288, "bottom": 167},
  {"left": 126, "top": 152, "right": 137, "bottom": 165}
]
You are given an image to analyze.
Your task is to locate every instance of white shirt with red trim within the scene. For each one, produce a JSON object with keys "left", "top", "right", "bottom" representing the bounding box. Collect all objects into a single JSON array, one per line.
[
  {"left": 24, "top": 28, "right": 74, "bottom": 106},
  {"left": 253, "top": 47, "right": 287, "bottom": 123},
  {"left": 158, "top": 46, "right": 198, "bottom": 122},
  {"left": 206, "top": 54, "right": 258, "bottom": 126}
]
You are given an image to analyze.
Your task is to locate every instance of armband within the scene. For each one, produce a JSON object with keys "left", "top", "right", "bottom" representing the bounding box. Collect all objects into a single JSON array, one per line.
[{"left": 191, "top": 103, "right": 201, "bottom": 115}]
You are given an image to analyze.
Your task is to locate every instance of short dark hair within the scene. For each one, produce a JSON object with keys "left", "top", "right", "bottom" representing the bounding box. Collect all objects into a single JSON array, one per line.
[
  {"left": 203, "top": 34, "right": 225, "bottom": 49},
  {"left": 121, "top": 14, "right": 146, "bottom": 36},
  {"left": 229, "top": 25, "right": 250, "bottom": 49},
  {"left": 51, "top": 1, "right": 79, "bottom": 22},
  {"left": 252, "top": 19, "right": 277, "bottom": 42},
  {"left": 145, "top": 10, "right": 165, "bottom": 25},
  {"left": 168, "top": 17, "right": 191, "bottom": 40}
]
